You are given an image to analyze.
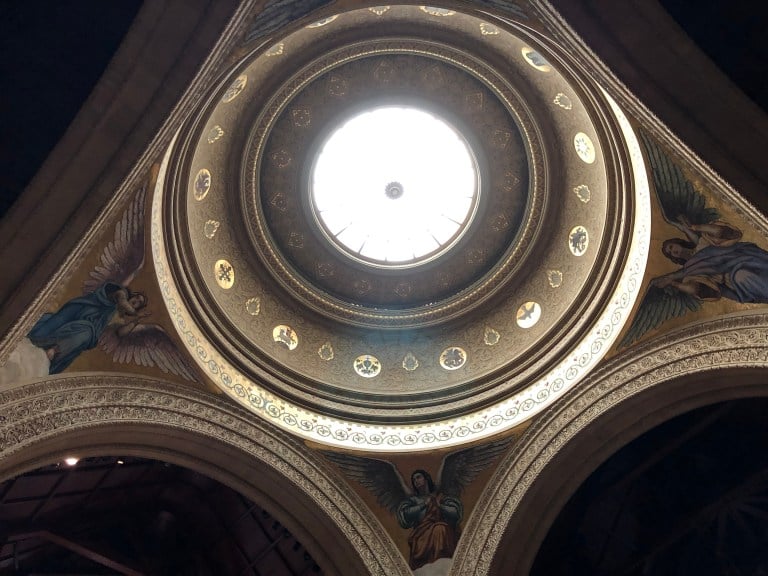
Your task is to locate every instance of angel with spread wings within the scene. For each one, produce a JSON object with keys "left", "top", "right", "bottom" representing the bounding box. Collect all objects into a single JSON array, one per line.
[
  {"left": 620, "top": 132, "right": 768, "bottom": 347},
  {"left": 324, "top": 438, "right": 512, "bottom": 571},
  {"left": 27, "top": 186, "right": 198, "bottom": 381}
]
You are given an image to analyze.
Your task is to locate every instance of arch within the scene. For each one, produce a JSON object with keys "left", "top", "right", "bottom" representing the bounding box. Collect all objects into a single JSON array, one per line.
[
  {"left": 450, "top": 311, "right": 768, "bottom": 575},
  {"left": 0, "top": 373, "right": 410, "bottom": 576}
]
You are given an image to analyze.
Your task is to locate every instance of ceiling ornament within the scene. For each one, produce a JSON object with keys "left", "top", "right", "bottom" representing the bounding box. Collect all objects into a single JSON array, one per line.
[{"left": 152, "top": 6, "right": 650, "bottom": 450}]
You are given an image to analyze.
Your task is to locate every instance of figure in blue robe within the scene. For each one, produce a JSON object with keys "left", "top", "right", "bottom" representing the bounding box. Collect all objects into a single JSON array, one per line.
[
  {"left": 28, "top": 282, "right": 140, "bottom": 374},
  {"left": 656, "top": 241, "right": 768, "bottom": 304}
]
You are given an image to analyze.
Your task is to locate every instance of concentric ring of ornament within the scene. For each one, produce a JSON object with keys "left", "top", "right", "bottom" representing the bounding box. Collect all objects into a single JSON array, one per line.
[
  {"left": 179, "top": 13, "right": 611, "bottom": 402},
  {"left": 155, "top": 4, "right": 651, "bottom": 450},
  {"left": 153, "top": 87, "right": 650, "bottom": 449},
  {"left": 246, "top": 41, "right": 536, "bottom": 322}
]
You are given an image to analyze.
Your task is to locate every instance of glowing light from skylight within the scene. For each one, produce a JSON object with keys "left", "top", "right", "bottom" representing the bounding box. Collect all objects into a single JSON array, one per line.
[{"left": 310, "top": 106, "right": 479, "bottom": 268}]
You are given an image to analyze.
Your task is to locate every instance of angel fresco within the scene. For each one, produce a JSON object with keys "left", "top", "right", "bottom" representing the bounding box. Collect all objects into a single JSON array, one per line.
[
  {"left": 323, "top": 437, "right": 513, "bottom": 573},
  {"left": 24, "top": 186, "right": 198, "bottom": 382},
  {"left": 620, "top": 132, "right": 768, "bottom": 347}
]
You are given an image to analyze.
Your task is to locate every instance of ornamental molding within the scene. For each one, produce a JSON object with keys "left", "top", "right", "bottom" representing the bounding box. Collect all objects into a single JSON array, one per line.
[
  {"left": 450, "top": 311, "right": 768, "bottom": 576},
  {"left": 0, "top": 374, "right": 409, "bottom": 576}
]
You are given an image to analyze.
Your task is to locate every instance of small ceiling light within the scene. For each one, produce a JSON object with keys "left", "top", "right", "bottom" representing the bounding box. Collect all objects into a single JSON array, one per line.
[
  {"left": 117, "top": 459, "right": 125, "bottom": 465},
  {"left": 64, "top": 457, "right": 79, "bottom": 466}
]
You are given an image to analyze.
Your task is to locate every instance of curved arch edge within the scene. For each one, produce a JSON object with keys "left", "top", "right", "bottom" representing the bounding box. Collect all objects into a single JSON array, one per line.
[
  {"left": 0, "top": 373, "right": 410, "bottom": 576},
  {"left": 450, "top": 311, "right": 768, "bottom": 575}
]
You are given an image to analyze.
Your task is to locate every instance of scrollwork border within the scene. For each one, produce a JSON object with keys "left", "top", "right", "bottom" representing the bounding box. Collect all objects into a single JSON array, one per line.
[
  {"left": 0, "top": 374, "right": 409, "bottom": 576},
  {"left": 450, "top": 311, "right": 768, "bottom": 575}
]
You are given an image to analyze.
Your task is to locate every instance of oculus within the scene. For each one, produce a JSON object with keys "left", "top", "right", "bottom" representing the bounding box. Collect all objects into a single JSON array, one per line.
[{"left": 310, "top": 106, "right": 480, "bottom": 269}]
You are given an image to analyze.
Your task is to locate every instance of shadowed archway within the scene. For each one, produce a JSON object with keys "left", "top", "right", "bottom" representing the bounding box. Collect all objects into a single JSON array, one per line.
[{"left": 0, "top": 374, "right": 410, "bottom": 576}]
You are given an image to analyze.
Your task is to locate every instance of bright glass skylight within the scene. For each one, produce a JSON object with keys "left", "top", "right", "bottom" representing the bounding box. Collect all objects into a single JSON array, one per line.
[{"left": 310, "top": 106, "right": 479, "bottom": 268}]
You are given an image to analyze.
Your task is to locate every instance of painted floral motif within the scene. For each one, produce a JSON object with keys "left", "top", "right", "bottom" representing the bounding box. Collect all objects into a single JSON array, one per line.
[
  {"left": 402, "top": 352, "right": 419, "bottom": 371},
  {"left": 318, "top": 342, "right": 334, "bottom": 361}
]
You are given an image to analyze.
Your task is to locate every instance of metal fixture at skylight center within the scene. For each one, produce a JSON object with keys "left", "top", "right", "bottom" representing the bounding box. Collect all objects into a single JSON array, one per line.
[{"left": 310, "top": 106, "right": 480, "bottom": 269}]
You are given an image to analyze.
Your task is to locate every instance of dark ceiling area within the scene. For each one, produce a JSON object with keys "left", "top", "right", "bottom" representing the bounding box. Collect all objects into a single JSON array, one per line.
[
  {"left": 0, "top": 456, "right": 322, "bottom": 575},
  {"left": 0, "top": 0, "right": 142, "bottom": 218},
  {"left": 0, "top": 1, "right": 767, "bottom": 221},
  {"left": 532, "top": 398, "right": 768, "bottom": 576},
  {"left": 659, "top": 0, "right": 768, "bottom": 111}
]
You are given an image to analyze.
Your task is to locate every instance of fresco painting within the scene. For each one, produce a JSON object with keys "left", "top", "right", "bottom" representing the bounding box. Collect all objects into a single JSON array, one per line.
[
  {"left": 323, "top": 436, "right": 515, "bottom": 575},
  {"left": 0, "top": 181, "right": 198, "bottom": 386},
  {"left": 620, "top": 130, "right": 768, "bottom": 348}
]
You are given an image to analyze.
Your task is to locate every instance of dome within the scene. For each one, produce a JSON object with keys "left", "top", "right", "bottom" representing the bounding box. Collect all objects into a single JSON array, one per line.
[{"left": 152, "top": 5, "right": 650, "bottom": 450}]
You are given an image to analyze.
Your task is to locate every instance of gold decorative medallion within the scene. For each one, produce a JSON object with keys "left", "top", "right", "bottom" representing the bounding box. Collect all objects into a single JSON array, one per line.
[
  {"left": 292, "top": 108, "right": 311, "bottom": 127},
  {"left": 273, "top": 325, "right": 298, "bottom": 350},
  {"left": 306, "top": 15, "right": 338, "bottom": 28},
  {"left": 222, "top": 75, "right": 247, "bottom": 103},
  {"left": 502, "top": 171, "right": 520, "bottom": 192},
  {"left": 466, "top": 248, "right": 486, "bottom": 264},
  {"left": 269, "top": 192, "right": 288, "bottom": 212},
  {"left": 318, "top": 342, "right": 334, "bottom": 361},
  {"left": 480, "top": 22, "right": 500, "bottom": 35},
  {"left": 573, "top": 184, "right": 591, "bottom": 203},
  {"left": 521, "top": 47, "right": 552, "bottom": 72},
  {"left": 465, "top": 92, "right": 484, "bottom": 112},
  {"left": 422, "top": 64, "right": 445, "bottom": 86},
  {"left": 492, "top": 213, "right": 510, "bottom": 232},
  {"left": 193, "top": 169, "right": 211, "bottom": 201},
  {"left": 353, "top": 278, "right": 372, "bottom": 296},
  {"left": 271, "top": 149, "right": 292, "bottom": 168},
  {"left": 394, "top": 282, "right": 412, "bottom": 297},
  {"left": 373, "top": 60, "right": 396, "bottom": 83},
  {"left": 440, "top": 347, "right": 467, "bottom": 370},
  {"left": 327, "top": 75, "right": 348, "bottom": 97},
  {"left": 369, "top": 6, "right": 391, "bottom": 16},
  {"left": 354, "top": 355, "right": 381, "bottom": 378},
  {"left": 547, "top": 270, "right": 563, "bottom": 288},
  {"left": 516, "top": 302, "right": 541, "bottom": 328},
  {"left": 492, "top": 129, "right": 512, "bottom": 149},
  {"left": 287, "top": 232, "right": 304, "bottom": 249},
  {"left": 402, "top": 352, "right": 419, "bottom": 371},
  {"left": 266, "top": 42, "right": 284, "bottom": 56},
  {"left": 574, "top": 132, "right": 596, "bottom": 164},
  {"left": 484, "top": 327, "right": 501, "bottom": 346},
  {"left": 421, "top": 6, "right": 455, "bottom": 16},
  {"left": 554, "top": 93, "right": 573, "bottom": 110},
  {"left": 317, "top": 262, "right": 335, "bottom": 278},
  {"left": 568, "top": 226, "right": 589, "bottom": 256},
  {"left": 214, "top": 259, "right": 235, "bottom": 289}
]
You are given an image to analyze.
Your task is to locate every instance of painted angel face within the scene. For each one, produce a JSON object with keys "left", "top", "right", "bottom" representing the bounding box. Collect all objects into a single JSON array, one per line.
[
  {"left": 129, "top": 294, "right": 147, "bottom": 310},
  {"left": 663, "top": 240, "right": 693, "bottom": 262}
]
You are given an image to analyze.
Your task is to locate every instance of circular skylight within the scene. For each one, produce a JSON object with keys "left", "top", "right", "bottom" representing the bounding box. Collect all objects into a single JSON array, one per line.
[{"left": 310, "top": 106, "right": 479, "bottom": 268}]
